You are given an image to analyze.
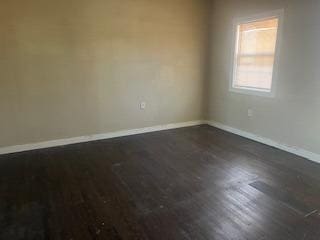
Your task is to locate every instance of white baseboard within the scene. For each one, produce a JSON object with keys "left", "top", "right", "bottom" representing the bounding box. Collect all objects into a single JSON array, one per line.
[
  {"left": 0, "top": 120, "right": 205, "bottom": 155},
  {"left": 3, "top": 119, "right": 319, "bottom": 165},
  {"left": 206, "top": 120, "right": 320, "bottom": 164}
]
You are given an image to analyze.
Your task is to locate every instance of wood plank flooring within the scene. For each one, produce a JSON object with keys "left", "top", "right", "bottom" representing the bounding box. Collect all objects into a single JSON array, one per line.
[{"left": 0, "top": 125, "right": 320, "bottom": 239}]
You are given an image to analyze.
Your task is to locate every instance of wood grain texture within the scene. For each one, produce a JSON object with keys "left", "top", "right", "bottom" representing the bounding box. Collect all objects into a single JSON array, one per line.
[{"left": 0, "top": 125, "right": 320, "bottom": 239}]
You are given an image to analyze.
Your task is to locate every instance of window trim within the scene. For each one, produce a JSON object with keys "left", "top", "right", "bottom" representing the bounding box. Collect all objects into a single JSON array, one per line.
[{"left": 229, "top": 9, "right": 284, "bottom": 98}]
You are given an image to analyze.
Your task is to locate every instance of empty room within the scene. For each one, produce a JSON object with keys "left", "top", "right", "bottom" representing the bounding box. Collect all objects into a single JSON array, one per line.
[{"left": 1, "top": 0, "right": 320, "bottom": 239}]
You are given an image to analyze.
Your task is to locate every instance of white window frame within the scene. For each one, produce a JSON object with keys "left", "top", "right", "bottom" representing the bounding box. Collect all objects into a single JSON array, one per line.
[{"left": 229, "top": 9, "right": 284, "bottom": 98}]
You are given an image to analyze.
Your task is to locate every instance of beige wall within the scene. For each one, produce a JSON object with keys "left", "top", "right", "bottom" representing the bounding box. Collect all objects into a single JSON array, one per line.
[
  {"left": 3, "top": 0, "right": 319, "bottom": 156},
  {"left": 0, "top": 0, "right": 211, "bottom": 147},
  {"left": 208, "top": 0, "right": 320, "bottom": 154}
]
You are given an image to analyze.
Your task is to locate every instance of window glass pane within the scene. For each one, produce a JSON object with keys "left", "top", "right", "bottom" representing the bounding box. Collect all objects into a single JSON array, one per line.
[{"left": 234, "top": 18, "right": 278, "bottom": 91}]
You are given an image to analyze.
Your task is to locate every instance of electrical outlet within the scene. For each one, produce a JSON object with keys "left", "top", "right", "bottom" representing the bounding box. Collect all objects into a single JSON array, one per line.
[
  {"left": 140, "top": 102, "right": 146, "bottom": 110},
  {"left": 248, "top": 109, "right": 253, "bottom": 117}
]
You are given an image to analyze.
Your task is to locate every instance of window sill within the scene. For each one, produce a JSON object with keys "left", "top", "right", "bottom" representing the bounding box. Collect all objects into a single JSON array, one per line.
[{"left": 229, "top": 87, "right": 275, "bottom": 98}]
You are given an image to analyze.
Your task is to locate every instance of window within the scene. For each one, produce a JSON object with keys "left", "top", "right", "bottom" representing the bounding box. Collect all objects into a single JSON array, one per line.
[{"left": 230, "top": 10, "right": 283, "bottom": 97}]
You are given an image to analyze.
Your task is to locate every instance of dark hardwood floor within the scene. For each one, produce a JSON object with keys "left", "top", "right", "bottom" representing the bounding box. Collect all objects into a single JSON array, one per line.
[{"left": 0, "top": 125, "right": 320, "bottom": 240}]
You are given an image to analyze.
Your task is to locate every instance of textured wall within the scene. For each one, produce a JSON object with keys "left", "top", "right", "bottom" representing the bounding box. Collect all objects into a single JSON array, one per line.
[
  {"left": 208, "top": 0, "right": 320, "bottom": 154},
  {"left": 0, "top": 0, "right": 211, "bottom": 147}
]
